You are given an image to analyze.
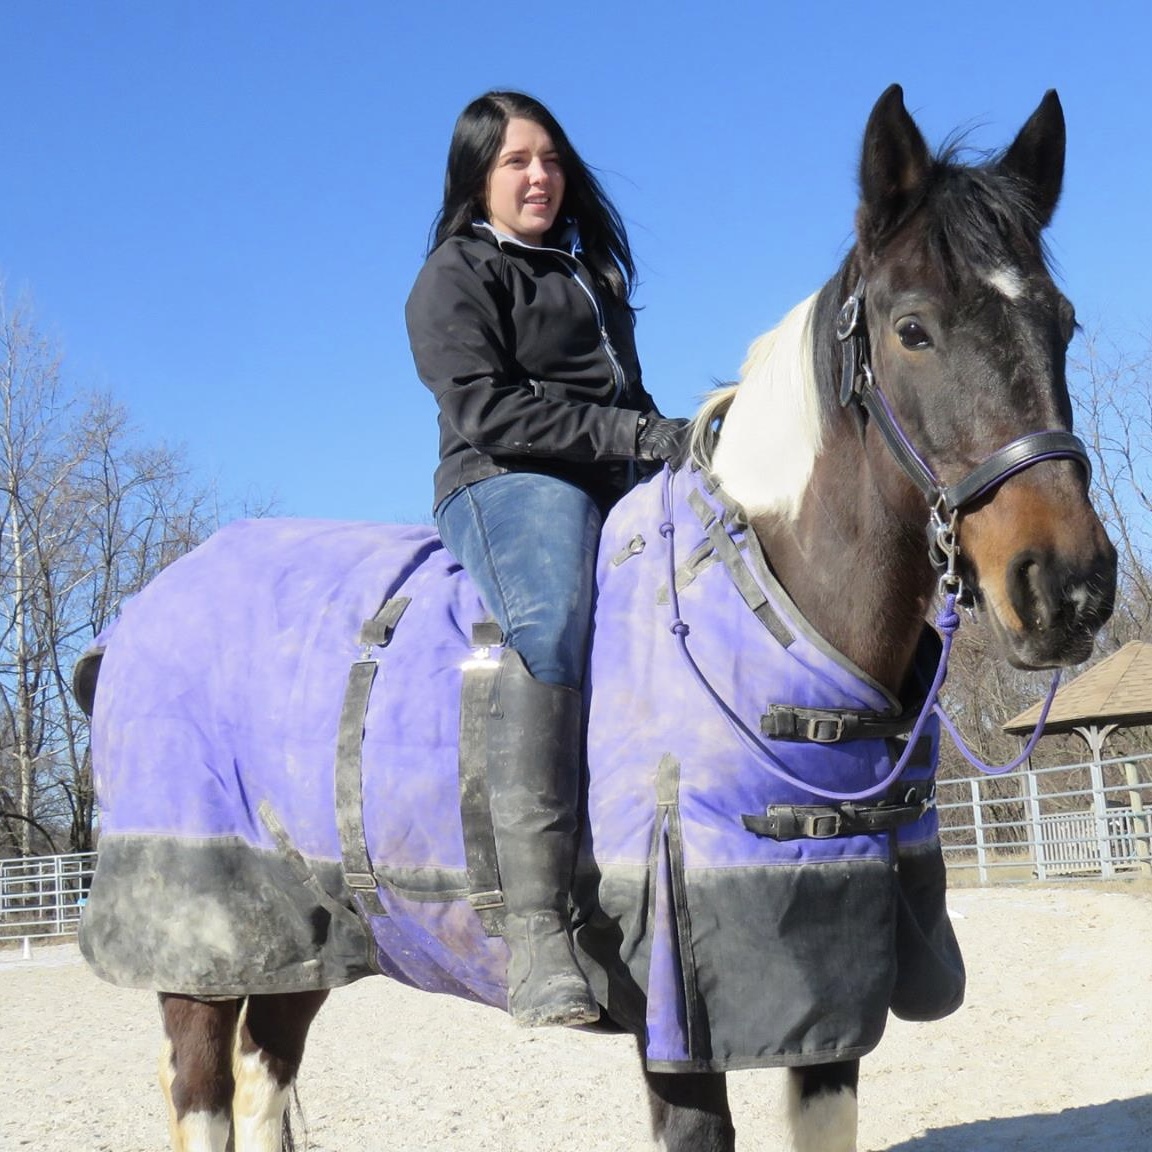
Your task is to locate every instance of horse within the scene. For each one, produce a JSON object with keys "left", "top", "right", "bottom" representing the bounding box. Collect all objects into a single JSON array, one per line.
[{"left": 74, "top": 85, "right": 1115, "bottom": 1152}]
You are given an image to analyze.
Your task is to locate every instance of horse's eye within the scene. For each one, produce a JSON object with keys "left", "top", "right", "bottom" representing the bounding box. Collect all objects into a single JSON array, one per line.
[{"left": 896, "top": 318, "right": 932, "bottom": 350}]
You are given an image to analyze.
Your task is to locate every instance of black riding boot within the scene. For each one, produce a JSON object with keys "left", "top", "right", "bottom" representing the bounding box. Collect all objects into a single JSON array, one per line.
[{"left": 487, "top": 650, "right": 600, "bottom": 1027}]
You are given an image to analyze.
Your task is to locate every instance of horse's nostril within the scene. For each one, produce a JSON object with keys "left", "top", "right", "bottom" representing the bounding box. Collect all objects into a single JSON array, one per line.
[
  {"left": 1010, "top": 551, "right": 1115, "bottom": 637},
  {"left": 1012, "top": 556, "right": 1047, "bottom": 631}
]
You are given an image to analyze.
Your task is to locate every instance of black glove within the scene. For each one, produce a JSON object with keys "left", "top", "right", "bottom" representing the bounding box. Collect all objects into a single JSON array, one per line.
[{"left": 636, "top": 415, "right": 690, "bottom": 462}]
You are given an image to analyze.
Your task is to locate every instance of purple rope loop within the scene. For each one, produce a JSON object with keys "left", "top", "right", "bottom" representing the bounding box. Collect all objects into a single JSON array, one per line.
[
  {"left": 659, "top": 520, "right": 675, "bottom": 539},
  {"left": 935, "top": 595, "right": 961, "bottom": 636},
  {"left": 935, "top": 669, "right": 1060, "bottom": 776}
]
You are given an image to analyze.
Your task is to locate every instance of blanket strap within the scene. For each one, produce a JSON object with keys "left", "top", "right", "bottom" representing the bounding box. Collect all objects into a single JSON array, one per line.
[
  {"left": 761, "top": 702, "right": 922, "bottom": 743},
  {"left": 685, "top": 488, "right": 794, "bottom": 647},
  {"left": 741, "top": 779, "right": 936, "bottom": 841},
  {"left": 458, "top": 625, "right": 507, "bottom": 937},
  {"left": 335, "top": 660, "right": 387, "bottom": 917},
  {"left": 334, "top": 596, "right": 412, "bottom": 920}
]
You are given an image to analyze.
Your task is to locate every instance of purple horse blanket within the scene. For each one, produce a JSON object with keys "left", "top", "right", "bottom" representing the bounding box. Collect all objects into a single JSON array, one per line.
[{"left": 79, "top": 466, "right": 963, "bottom": 1072}]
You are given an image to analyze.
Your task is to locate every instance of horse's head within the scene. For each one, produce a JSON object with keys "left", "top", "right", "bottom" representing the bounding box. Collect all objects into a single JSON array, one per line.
[{"left": 845, "top": 85, "right": 1115, "bottom": 670}]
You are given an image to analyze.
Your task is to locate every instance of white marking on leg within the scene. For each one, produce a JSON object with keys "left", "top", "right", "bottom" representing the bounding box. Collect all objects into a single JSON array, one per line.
[
  {"left": 232, "top": 1046, "right": 291, "bottom": 1152},
  {"left": 178, "top": 1112, "right": 233, "bottom": 1152},
  {"left": 785, "top": 1072, "right": 858, "bottom": 1152},
  {"left": 160, "top": 1034, "right": 232, "bottom": 1152}
]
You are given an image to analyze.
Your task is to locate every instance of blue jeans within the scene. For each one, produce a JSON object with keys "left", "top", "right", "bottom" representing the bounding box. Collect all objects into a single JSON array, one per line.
[{"left": 436, "top": 474, "right": 602, "bottom": 689}]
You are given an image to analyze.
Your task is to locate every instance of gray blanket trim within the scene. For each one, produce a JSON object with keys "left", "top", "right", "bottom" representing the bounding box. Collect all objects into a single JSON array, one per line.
[
  {"left": 686, "top": 487, "right": 795, "bottom": 649},
  {"left": 79, "top": 834, "right": 376, "bottom": 995}
]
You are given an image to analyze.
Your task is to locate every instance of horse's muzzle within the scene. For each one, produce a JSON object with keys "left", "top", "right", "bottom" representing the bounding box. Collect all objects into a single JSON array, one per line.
[{"left": 995, "top": 542, "right": 1117, "bottom": 669}]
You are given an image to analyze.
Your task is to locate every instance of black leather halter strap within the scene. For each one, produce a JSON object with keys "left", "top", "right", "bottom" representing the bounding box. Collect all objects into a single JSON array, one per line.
[{"left": 835, "top": 276, "right": 1091, "bottom": 517}]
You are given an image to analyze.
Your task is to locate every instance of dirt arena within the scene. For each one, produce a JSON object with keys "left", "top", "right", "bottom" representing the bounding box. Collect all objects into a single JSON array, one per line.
[{"left": 2, "top": 884, "right": 1150, "bottom": 1151}]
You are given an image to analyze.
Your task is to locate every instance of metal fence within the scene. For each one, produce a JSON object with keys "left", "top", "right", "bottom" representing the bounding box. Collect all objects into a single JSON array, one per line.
[
  {"left": 938, "top": 751, "right": 1152, "bottom": 882},
  {"left": 0, "top": 851, "right": 97, "bottom": 943}
]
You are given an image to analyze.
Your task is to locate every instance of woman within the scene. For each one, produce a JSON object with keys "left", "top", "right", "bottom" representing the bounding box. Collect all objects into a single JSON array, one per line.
[{"left": 406, "top": 91, "right": 683, "bottom": 1027}]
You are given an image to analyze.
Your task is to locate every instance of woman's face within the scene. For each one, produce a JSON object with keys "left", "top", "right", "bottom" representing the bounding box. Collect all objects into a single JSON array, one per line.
[{"left": 484, "top": 117, "right": 565, "bottom": 246}]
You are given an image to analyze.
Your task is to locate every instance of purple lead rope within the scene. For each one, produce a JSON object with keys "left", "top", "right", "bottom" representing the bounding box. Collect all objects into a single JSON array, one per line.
[
  {"left": 931, "top": 599, "right": 1060, "bottom": 774},
  {"left": 660, "top": 468, "right": 1060, "bottom": 801}
]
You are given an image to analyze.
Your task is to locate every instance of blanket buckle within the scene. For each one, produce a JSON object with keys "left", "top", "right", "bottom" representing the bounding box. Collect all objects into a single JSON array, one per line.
[{"left": 804, "top": 811, "right": 843, "bottom": 838}]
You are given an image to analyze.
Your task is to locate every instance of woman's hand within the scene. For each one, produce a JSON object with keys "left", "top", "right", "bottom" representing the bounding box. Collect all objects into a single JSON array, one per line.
[{"left": 636, "top": 416, "right": 690, "bottom": 462}]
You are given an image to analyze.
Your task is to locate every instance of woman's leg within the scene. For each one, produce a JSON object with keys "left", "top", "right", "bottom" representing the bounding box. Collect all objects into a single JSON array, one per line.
[
  {"left": 436, "top": 472, "right": 601, "bottom": 687},
  {"left": 437, "top": 473, "right": 602, "bottom": 1025}
]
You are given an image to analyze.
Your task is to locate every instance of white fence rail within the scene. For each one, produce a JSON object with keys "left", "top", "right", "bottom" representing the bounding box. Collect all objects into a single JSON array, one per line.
[
  {"left": 938, "top": 752, "right": 1152, "bottom": 882},
  {"left": 0, "top": 852, "right": 97, "bottom": 943}
]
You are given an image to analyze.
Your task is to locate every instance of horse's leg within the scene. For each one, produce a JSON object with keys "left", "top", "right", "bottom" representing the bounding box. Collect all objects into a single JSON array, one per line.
[
  {"left": 231, "top": 989, "right": 329, "bottom": 1152},
  {"left": 159, "top": 993, "right": 241, "bottom": 1152},
  {"left": 786, "top": 1060, "right": 860, "bottom": 1152},
  {"left": 641, "top": 1043, "right": 735, "bottom": 1152}
]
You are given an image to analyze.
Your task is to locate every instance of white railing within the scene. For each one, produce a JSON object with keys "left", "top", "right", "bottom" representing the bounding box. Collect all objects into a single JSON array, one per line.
[
  {"left": 0, "top": 851, "right": 97, "bottom": 942},
  {"left": 938, "top": 752, "right": 1152, "bottom": 882}
]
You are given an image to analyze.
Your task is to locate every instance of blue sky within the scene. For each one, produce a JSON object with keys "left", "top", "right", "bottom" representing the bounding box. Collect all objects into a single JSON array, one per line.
[{"left": 3, "top": 2, "right": 1150, "bottom": 523}]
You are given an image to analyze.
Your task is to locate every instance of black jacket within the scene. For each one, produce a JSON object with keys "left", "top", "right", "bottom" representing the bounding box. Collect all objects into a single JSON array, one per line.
[{"left": 406, "top": 225, "right": 660, "bottom": 513}]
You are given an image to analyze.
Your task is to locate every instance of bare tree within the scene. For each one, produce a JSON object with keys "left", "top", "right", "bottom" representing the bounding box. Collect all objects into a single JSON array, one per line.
[
  {"left": 1071, "top": 327, "right": 1152, "bottom": 642},
  {"left": 0, "top": 288, "right": 220, "bottom": 855}
]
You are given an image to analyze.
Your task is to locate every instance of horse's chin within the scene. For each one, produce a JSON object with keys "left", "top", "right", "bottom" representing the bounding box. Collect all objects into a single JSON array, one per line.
[{"left": 976, "top": 593, "right": 1098, "bottom": 670}]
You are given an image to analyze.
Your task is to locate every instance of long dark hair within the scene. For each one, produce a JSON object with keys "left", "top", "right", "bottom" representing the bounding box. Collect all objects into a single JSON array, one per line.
[{"left": 429, "top": 91, "right": 636, "bottom": 308}]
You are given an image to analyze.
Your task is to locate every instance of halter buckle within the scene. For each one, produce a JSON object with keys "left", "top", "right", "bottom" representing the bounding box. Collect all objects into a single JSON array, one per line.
[{"left": 835, "top": 294, "right": 862, "bottom": 342}]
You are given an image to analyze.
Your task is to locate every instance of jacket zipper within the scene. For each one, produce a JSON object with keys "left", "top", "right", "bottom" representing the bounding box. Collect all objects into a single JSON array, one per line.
[
  {"left": 565, "top": 264, "right": 627, "bottom": 406},
  {"left": 494, "top": 232, "right": 628, "bottom": 406}
]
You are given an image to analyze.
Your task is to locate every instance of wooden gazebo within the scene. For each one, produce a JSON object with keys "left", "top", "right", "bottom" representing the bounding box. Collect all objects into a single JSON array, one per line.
[{"left": 1003, "top": 640, "right": 1152, "bottom": 875}]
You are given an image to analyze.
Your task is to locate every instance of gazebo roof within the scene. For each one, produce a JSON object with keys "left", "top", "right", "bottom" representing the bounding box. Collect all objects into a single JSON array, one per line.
[{"left": 1002, "top": 640, "right": 1152, "bottom": 735}]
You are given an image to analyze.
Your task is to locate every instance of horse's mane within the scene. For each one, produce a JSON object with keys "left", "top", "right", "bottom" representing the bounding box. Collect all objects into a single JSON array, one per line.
[{"left": 687, "top": 293, "right": 825, "bottom": 521}]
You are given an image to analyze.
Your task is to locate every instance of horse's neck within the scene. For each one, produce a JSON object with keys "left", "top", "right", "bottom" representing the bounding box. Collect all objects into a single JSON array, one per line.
[
  {"left": 748, "top": 458, "right": 935, "bottom": 694},
  {"left": 711, "top": 289, "right": 933, "bottom": 694}
]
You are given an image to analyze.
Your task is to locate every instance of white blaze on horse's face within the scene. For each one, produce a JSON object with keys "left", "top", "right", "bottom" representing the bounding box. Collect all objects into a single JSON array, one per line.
[{"left": 985, "top": 266, "right": 1027, "bottom": 301}]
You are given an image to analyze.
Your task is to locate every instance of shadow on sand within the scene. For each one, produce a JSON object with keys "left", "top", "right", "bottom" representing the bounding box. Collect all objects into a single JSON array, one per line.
[{"left": 886, "top": 1095, "right": 1152, "bottom": 1151}]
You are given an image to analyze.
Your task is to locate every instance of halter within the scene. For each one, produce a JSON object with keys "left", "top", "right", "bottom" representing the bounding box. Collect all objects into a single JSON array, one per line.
[{"left": 835, "top": 275, "right": 1091, "bottom": 599}]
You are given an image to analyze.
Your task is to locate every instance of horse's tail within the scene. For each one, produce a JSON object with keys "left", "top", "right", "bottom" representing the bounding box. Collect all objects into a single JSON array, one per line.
[
  {"left": 282, "top": 1084, "right": 305, "bottom": 1152},
  {"left": 72, "top": 648, "right": 104, "bottom": 718}
]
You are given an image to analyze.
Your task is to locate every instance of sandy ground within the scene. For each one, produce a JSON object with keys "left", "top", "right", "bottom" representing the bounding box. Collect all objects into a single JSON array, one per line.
[{"left": 2, "top": 885, "right": 1150, "bottom": 1152}]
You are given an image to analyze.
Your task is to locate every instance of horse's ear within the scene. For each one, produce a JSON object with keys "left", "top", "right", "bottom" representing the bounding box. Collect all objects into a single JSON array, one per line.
[
  {"left": 998, "top": 90, "right": 1065, "bottom": 228},
  {"left": 856, "top": 84, "right": 932, "bottom": 254}
]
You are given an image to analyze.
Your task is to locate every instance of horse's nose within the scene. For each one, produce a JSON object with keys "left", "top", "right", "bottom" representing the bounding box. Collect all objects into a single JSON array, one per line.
[{"left": 1008, "top": 547, "right": 1116, "bottom": 639}]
